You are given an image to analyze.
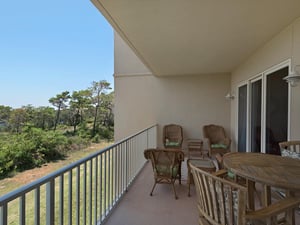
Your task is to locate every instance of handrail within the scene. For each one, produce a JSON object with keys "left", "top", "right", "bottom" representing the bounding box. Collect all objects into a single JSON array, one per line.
[{"left": 0, "top": 124, "right": 157, "bottom": 225}]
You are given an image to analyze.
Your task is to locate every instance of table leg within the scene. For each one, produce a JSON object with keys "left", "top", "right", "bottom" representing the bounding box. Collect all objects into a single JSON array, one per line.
[
  {"left": 285, "top": 191, "right": 295, "bottom": 225},
  {"left": 247, "top": 180, "right": 255, "bottom": 210},
  {"left": 263, "top": 185, "right": 271, "bottom": 207}
]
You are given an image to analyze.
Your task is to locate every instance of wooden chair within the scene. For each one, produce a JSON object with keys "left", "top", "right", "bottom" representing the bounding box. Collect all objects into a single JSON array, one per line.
[
  {"left": 279, "top": 141, "right": 300, "bottom": 159},
  {"left": 203, "top": 124, "right": 231, "bottom": 157},
  {"left": 144, "top": 148, "right": 184, "bottom": 199},
  {"left": 190, "top": 164, "right": 300, "bottom": 225},
  {"left": 163, "top": 124, "right": 183, "bottom": 149},
  {"left": 273, "top": 141, "right": 300, "bottom": 202}
]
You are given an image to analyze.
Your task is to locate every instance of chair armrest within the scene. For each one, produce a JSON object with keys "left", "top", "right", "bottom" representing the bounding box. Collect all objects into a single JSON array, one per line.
[
  {"left": 245, "top": 196, "right": 300, "bottom": 220},
  {"left": 213, "top": 169, "right": 228, "bottom": 177},
  {"left": 222, "top": 137, "right": 231, "bottom": 149}
]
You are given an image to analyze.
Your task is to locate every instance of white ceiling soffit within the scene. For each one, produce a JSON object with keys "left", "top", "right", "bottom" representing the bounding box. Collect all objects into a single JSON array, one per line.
[{"left": 92, "top": 0, "right": 300, "bottom": 76}]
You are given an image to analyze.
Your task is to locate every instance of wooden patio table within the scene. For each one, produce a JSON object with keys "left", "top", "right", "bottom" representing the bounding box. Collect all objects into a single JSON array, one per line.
[{"left": 223, "top": 152, "right": 300, "bottom": 224}]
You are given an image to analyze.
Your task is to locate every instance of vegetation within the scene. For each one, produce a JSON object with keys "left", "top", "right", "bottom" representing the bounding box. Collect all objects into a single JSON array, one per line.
[{"left": 0, "top": 80, "right": 114, "bottom": 178}]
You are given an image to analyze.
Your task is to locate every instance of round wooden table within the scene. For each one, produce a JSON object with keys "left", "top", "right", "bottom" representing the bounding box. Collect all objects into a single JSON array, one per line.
[
  {"left": 223, "top": 152, "right": 300, "bottom": 224},
  {"left": 223, "top": 152, "right": 300, "bottom": 192}
]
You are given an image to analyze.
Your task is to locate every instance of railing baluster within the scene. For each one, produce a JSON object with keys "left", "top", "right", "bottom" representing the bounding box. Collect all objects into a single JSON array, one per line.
[
  {"left": 104, "top": 152, "right": 107, "bottom": 216},
  {"left": 0, "top": 204, "right": 7, "bottom": 225},
  {"left": 107, "top": 150, "right": 111, "bottom": 209},
  {"left": 46, "top": 180, "right": 55, "bottom": 225},
  {"left": 89, "top": 160, "right": 92, "bottom": 225},
  {"left": 59, "top": 174, "right": 64, "bottom": 225},
  {"left": 68, "top": 170, "right": 73, "bottom": 225},
  {"left": 35, "top": 187, "right": 40, "bottom": 225},
  {"left": 76, "top": 166, "right": 80, "bottom": 225},
  {"left": 83, "top": 162, "right": 87, "bottom": 224},
  {"left": 114, "top": 148, "right": 117, "bottom": 204},
  {"left": 94, "top": 157, "right": 98, "bottom": 225},
  {"left": 99, "top": 154, "right": 103, "bottom": 222},
  {"left": 19, "top": 194, "right": 25, "bottom": 225}
]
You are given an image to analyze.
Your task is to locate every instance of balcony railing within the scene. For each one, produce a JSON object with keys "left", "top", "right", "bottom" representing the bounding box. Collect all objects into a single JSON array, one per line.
[{"left": 0, "top": 124, "right": 157, "bottom": 225}]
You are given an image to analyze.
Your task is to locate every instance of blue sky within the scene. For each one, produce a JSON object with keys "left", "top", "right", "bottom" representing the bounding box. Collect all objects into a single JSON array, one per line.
[{"left": 0, "top": 1, "right": 113, "bottom": 108}]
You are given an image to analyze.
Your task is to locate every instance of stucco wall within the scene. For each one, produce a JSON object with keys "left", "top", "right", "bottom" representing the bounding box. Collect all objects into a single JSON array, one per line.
[
  {"left": 114, "top": 33, "right": 231, "bottom": 148},
  {"left": 231, "top": 17, "right": 300, "bottom": 149}
]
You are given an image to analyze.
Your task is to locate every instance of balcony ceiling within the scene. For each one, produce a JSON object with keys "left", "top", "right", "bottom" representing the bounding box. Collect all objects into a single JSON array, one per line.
[{"left": 92, "top": 0, "right": 300, "bottom": 76}]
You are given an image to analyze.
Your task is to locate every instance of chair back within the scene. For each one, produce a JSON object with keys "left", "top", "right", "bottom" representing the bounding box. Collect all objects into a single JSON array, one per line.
[
  {"left": 163, "top": 124, "right": 183, "bottom": 148},
  {"left": 144, "top": 148, "right": 184, "bottom": 180},
  {"left": 203, "top": 124, "right": 227, "bottom": 144},
  {"left": 203, "top": 124, "right": 231, "bottom": 156},
  {"left": 279, "top": 141, "right": 300, "bottom": 159},
  {"left": 190, "top": 163, "right": 247, "bottom": 225}
]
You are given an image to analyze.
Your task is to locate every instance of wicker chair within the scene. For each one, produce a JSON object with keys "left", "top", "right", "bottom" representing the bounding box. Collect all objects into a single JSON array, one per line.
[
  {"left": 273, "top": 141, "right": 300, "bottom": 201},
  {"left": 190, "top": 164, "right": 300, "bottom": 225},
  {"left": 163, "top": 124, "right": 183, "bottom": 149},
  {"left": 203, "top": 124, "right": 231, "bottom": 157},
  {"left": 279, "top": 141, "right": 300, "bottom": 159},
  {"left": 144, "top": 148, "right": 184, "bottom": 199}
]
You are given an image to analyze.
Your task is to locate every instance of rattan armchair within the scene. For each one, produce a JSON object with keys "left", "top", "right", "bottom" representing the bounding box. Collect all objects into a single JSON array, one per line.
[
  {"left": 203, "top": 124, "right": 231, "bottom": 157},
  {"left": 144, "top": 148, "right": 184, "bottom": 199},
  {"left": 190, "top": 164, "right": 300, "bottom": 225},
  {"left": 163, "top": 124, "right": 183, "bottom": 149}
]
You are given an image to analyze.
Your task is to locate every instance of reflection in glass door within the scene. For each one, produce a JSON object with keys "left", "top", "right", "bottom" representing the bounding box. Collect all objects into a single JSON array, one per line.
[
  {"left": 250, "top": 79, "right": 262, "bottom": 153},
  {"left": 238, "top": 85, "right": 247, "bottom": 152},
  {"left": 265, "top": 67, "right": 288, "bottom": 155}
]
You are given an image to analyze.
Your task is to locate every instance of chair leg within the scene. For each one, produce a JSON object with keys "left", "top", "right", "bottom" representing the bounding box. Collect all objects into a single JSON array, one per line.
[
  {"left": 178, "top": 164, "right": 182, "bottom": 184},
  {"left": 172, "top": 182, "right": 178, "bottom": 199},
  {"left": 150, "top": 181, "right": 157, "bottom": 196}
]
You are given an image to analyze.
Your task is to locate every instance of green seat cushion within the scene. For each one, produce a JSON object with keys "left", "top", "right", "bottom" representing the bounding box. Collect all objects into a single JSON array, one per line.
[
  {"left": 155, "top": 165, "right": 179, "bottom": 178},
  {"left": 227, "top": 170, "right": 235, "bottom": 179},
  {"left": 211, "top": 143, "right": 227, "bottom": 149},
  {"left": 166, "top": 141, "right": 180, "bottom": 147}
]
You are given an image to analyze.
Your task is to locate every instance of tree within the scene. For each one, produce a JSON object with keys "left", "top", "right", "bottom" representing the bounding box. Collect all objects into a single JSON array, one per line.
[
  {"left": 49, "top": 91, "right": 71, "bottom": 131},
  {"left": 89, "top": 81, "right": 111, "bottom": 136},
  {"left": 0, "top": 105, "right": 12, "bottom": 122},
  {"left": 69, "top": 90, "right": 91, "bottom": 133},
  {"left": 0, "top": 105, "right": 12, "bottom": 130},
  {"left": 100, "top": 91, "right": 114, "bottom": 127},
  {"left": 9, "top": 108, "right": 27, "bottom": 133},
  {"left": 33, "top": 107, "right": 56, "bottom": 130}
]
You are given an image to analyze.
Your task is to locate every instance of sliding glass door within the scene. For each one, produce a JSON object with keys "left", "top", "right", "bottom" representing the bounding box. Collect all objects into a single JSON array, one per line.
[{"left": 237, "top": 65, "right": 289, "bottom": 154}]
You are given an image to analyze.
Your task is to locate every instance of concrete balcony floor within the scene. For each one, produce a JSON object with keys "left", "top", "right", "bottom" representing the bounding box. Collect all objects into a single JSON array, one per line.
[
  {"left": 104, "top": 160, "right": 198, "bottom": 225},
  {"left": 103, "top": 158, "right": 300, "bottom": 225}
]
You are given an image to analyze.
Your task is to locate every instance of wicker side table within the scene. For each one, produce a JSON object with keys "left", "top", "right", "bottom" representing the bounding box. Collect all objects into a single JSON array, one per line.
[{"left": 187, "top": 139, "right": 205, "bottom": 158}]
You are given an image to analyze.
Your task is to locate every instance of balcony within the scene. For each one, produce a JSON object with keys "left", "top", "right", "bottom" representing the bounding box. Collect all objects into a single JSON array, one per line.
[{"left": 0, "top": 124, "right": 299, "bottom": 224}]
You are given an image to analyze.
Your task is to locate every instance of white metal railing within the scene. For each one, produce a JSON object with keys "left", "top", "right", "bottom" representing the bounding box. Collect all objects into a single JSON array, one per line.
[{"left": 0, "top": 124, "right": 157, "bottom": 225}]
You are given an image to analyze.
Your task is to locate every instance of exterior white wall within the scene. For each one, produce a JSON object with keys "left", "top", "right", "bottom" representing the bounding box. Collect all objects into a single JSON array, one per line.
[
  {"left": 231, "top": 17, "right": 300, "bottom": 150},
  {"left": 114, "top": 33, "right": 231, "bottom": 148}
]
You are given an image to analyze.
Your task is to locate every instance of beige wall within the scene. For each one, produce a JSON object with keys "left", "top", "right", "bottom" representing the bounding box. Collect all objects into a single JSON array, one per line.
[
  {"left": 231, "top": 17, "right": 300, "bottom": 149},
  {"left": 114, "top": 33, "right": 231, "bottom": 148}
]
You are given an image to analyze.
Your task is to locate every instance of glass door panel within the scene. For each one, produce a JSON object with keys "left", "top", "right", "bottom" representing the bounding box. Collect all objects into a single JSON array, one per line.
[
  {"left": 265, "top": 67, "right": 288, "bottom": 155},
  {"left": 250, "top": 79, "right": 262, "bottom": 153},
  {"left": 238, "top": 85, "right": 247, "bottom": 152}
]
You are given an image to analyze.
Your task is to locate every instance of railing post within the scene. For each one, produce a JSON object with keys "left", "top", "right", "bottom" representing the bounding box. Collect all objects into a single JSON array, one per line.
[
  {"left": 19, "top": 194, "right": 25, "bottom": 225},
  {"left": 46, "top": 180, "right": 55, "bottom": 225},
  {"left": 0, "top": 205, "right": 7, "bottom": 225},
  {"left": 35, "top": 188, "right": 40, "bottom": 225}
]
